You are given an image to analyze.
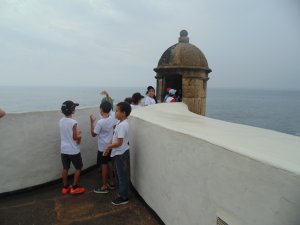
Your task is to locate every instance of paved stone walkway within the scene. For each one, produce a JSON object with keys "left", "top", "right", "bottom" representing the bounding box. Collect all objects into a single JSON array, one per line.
[{"left": 0, "top": 169, "right": 163, "bottom": 225}]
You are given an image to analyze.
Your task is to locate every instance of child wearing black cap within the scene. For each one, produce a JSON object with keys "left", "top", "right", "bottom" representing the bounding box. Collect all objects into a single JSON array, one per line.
[
  {"left": 131, "top": 92, "right": 144, "bottom": 110},
  {"left": 59, "top": 100, "right": 85, "bottom": 195}
]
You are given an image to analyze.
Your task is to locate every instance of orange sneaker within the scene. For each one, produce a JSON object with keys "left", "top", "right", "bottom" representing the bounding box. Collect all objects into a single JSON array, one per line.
[
  {"left": 61, "top": 185, "right": 72, "bottom": 195},
  {"left": 70, "top": 186, "right": 85, "bottom": 195}
]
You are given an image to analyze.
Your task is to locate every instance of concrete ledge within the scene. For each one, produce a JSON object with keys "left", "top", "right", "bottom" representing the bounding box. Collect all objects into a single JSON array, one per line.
[
  {"left": 130, "top": 103, "right": 300, "bottom": 175},
  {"left": 129, "top": 103, "right": 300, "bottom": 225},
  {"left": 0, "top": 107, "right": 99, "bottom": 193}
]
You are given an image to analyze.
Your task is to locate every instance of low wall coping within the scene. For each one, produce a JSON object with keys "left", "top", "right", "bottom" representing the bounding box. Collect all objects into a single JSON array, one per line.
[{"left": 130, "top": 103, "right": 300, "bottom": 175}]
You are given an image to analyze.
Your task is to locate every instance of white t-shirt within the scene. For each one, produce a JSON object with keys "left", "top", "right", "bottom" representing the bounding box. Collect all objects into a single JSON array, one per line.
[
  {"left": 144, "top": 96, "right": 156, "bottom": 106},
  {"left": 111, "top": 119, "right": 129, "bottom": 157},
  {"left": 165, "top": 96, "right": 175, "bottom": 103},
  {"left": 99, "top": 110, "right": 119, "bottom": 126},
  {"left": 59, "top": 117, "right": 80, "bottom": 155},
  {"left": 131, "top": 104, "right": 142, "bottom": 110},
  {"left": 94, "top": 115, "right": 115, "bottom": 152},
  {"left": 163, "top": 94, "right": 169, "bottom": 102}
]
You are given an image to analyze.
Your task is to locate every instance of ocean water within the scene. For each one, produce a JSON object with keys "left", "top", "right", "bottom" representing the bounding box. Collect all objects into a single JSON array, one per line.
[
  {"left": 1, "top": 86, "right": 300, "bottom": 136},
  {"left": 206, "top": 88, "right": 300, "bottom": 136},
  {"left": 0, "top": 86, "right": 145, "bottom": 112}
]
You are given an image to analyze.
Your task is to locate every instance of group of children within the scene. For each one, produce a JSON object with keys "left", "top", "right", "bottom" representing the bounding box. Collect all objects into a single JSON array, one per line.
[
  {"left": 125, "top": 86, "right": 157, "bottom": 109},
  {"left": 58, "top": 85, "right": 177, "bottom": 206},
  {"left": 59, "top": 98, "right": 131, "bottom": 205},
  {"left": 163, "top": 88, "right": 181, "bottom": 103},
  {"left": 124, "top": 85, "right": 180, "bottom": 107}
]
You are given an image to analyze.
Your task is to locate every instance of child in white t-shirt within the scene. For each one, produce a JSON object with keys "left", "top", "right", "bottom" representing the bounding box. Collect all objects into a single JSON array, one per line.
[
  {"left": 165, "top": 89, "right": 177, "bottom": 103},
  {"left": 131, "top": 92, "right": 144, "bottom": 109},
  {"left": 144, "top": 86, "right": 157, "bottom": 106},
  {"left": 103, "top": 102, "right": 131, "bottom": 205},
  {"left": 59, "top": 100, "right": 85, "bottom": 195},
  {"left": 90, "top": 101, "right": 116, "bottom": 193}
]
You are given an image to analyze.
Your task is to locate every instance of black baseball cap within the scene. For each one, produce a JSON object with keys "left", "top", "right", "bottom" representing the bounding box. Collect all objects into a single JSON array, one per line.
[
  {"left": 132, "top": 92, "right": 144, "bottom": 100},
  {"left": 61, "top": 100, "right": 79, "bottom": 114},
  {"left": 131, "top": 92, "right": 144, "bottom": 104}
]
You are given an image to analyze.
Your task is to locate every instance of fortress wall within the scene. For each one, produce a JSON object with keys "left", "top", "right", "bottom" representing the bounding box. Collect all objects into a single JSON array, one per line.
[
  {"left": 1, "top": 103, "right": 300, "bottom": 224},
  {"left": 0, "top": 107, "right": 99, "bottom": 194},
  {"left": 129, "top": 103, "right": 300, "bottom": 225}
]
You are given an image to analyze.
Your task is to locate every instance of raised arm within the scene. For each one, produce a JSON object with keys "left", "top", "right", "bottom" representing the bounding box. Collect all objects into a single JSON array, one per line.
[
  {"left": 89, "top": 114, "right": 97, "bottom": 137},
  {"left": 101, "top": 90, "right": 110, "bottom": 98}
]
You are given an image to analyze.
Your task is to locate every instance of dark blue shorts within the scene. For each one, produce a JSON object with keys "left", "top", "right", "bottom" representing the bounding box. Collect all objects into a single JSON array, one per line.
[
  {"left": 61, "top": 153, "right": 83, "bottom": 170},
  {"left": 97, "top": 151, "right": 112, "bottom": 165}
]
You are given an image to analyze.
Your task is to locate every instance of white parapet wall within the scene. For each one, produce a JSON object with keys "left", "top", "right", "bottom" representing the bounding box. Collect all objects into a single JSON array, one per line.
[
  {"left": 129, "top": 103, "right": 300, "bottom": 225},
  {"left": 0, "top": 107, "right": 99, "bottom": 194}
]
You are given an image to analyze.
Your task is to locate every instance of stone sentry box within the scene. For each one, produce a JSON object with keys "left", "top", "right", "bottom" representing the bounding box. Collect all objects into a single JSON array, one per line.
[{"left": 154, "top": 30, "right": 212, "bottom": 115}]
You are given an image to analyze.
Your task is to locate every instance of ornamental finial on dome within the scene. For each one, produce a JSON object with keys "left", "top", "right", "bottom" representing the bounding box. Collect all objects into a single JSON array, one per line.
[{"left": 179, "top": 30, "right": 189, "bottom": 43}]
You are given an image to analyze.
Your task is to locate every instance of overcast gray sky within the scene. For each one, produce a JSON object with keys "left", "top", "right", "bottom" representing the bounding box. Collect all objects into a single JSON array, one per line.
[{"left": 0, "top": 0, "right": 299, "bottom": 90}]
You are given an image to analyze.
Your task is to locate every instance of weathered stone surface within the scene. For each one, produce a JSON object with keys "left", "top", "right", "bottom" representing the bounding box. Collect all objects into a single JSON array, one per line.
[
  {"left": 182, "top": 85, "right": 193, "bottom": 98},
  {"left": 182, "top": 97, "right": 202, "bottom": 114},
  {"left": 182, "top": 78, "right": 203, "bottom": 86}
]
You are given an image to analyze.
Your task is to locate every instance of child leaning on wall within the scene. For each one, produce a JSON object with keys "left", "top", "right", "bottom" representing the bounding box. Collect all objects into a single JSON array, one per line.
[
  {"left": 131, "top": 92, "right": 144, "bottom": 109},
  {"left": 90, "top": 101, "right": 116, "bottom": 194},
  {"left": 59, "top": 100, "right": 85, "bottom": 195},
  {"left": 144, "top": 86, "right": 157, "bottom": 106},
  {"left": 103, "top": 102, "right": 131, "bottom": 205}
]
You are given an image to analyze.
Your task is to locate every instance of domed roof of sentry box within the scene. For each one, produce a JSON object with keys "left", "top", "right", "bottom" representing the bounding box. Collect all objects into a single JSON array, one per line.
[{"left": 155, "top": 30, "right": 211, "bottom": 72}]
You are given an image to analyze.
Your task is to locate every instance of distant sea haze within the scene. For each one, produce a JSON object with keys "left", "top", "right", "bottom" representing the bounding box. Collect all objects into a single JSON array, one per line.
[{"left": 1, "top": 86, "right": 300, "bottom": 137}]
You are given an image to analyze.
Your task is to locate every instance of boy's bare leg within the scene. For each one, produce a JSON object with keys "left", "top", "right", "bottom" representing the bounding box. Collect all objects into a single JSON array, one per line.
[
  {"left": 101, "top": 164, "right": 108, "bottom": 187},
  {"left": 108, "top": 161, "right": 115, "bottom": 185},
  {"left": 62, "top": 169, "right": 68, "bottom": 186},
  {"left": 73, "top": 169, "right": 81, "bottom": 186}
]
